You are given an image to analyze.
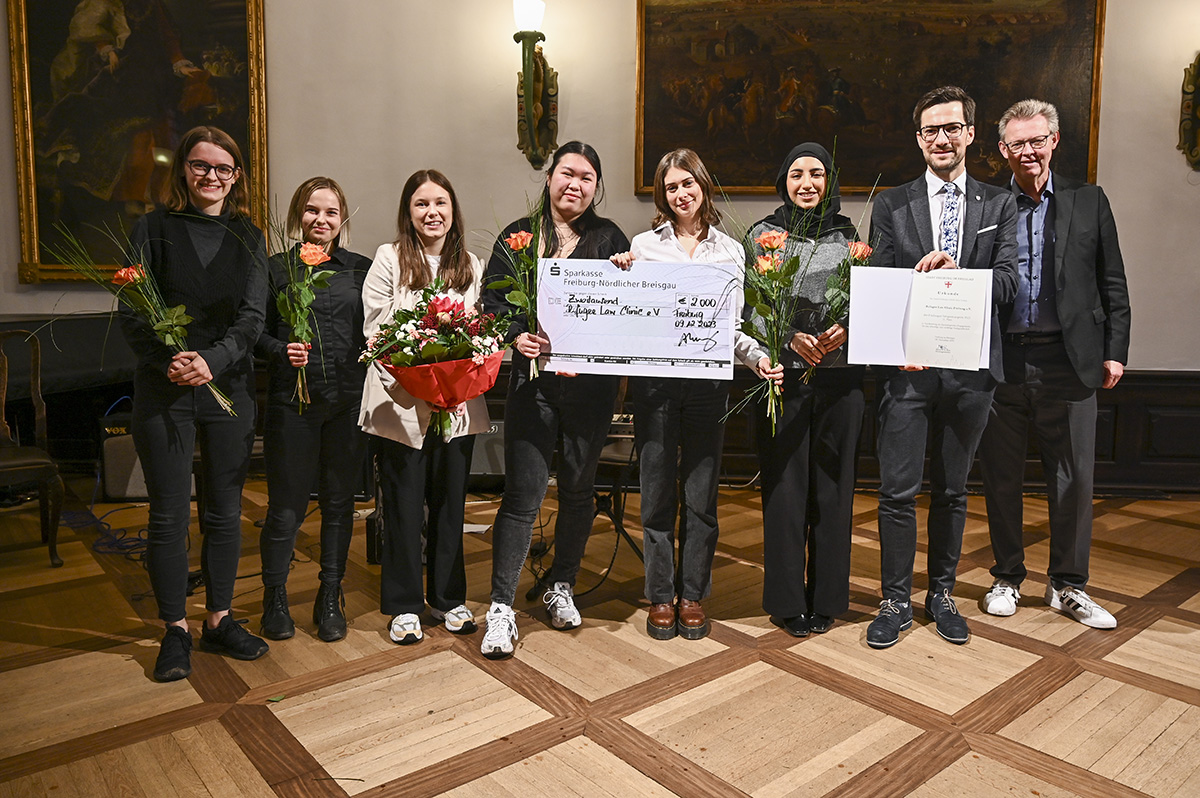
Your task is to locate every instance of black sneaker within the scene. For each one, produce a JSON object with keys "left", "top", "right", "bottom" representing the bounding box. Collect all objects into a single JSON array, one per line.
[
  {"left": 260, "top": 585, "right": 295, "bottom": 640},
  {"left": 200, "top": 614, "right": 269, "bottom": 660},
  {"left": 154, "top": 625, "right": 192, "bottom": 682},
  {"left": 771, "top": 614, "right": 810, "bottom": 637},
  {"left": 925, "top": 590, "right": 970, "bottom": 644},
  {"left": 809, "top": 613, "right": 835, "bottom": 634},
  {"left": 866, "top": 599, "right": 913, "bottom": 649},
  {"left": 313, "top": 582, "right": 347, "bottom": 642}
]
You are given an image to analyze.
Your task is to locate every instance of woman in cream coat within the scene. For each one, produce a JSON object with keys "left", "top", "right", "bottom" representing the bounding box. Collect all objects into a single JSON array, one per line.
[{"left": 361, "top": 169, "right": 488, "bottom": 645}]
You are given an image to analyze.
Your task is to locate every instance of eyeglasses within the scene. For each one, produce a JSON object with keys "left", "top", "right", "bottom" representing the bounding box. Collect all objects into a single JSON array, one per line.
[
  {"left": 1000, "top": 134, "right": 1053, "bottom": 154},
  {"left": 918, "top": 122, "right": 967, "bottom": 142},
  {"left": 187, "top": 160, "right": 238, "bottom": 180}
]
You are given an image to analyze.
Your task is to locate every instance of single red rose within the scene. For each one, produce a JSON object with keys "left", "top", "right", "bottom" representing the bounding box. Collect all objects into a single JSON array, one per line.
[{"left": 112, "top": 265, "right": 145, "bottom": 286}]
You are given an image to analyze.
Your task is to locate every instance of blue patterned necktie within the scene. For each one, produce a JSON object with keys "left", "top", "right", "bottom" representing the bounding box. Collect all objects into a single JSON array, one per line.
[{"left": 940, "top": 182, "right": 960, "bottom": 263}]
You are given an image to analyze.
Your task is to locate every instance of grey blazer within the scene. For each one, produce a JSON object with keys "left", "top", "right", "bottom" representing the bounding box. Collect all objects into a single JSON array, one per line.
[{"left": 868, "top": 173, "right": 1019, "bottom": 381}]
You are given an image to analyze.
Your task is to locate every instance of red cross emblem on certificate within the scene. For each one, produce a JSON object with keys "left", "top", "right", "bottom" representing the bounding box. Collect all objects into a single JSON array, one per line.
[{"left": 945, "top": 281, "right": 952, "bottom": 288}]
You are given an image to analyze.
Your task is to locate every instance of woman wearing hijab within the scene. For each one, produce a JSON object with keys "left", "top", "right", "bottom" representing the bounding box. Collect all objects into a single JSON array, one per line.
[{"left": 744, "top": 142, "right": 865, "bottom": 638}]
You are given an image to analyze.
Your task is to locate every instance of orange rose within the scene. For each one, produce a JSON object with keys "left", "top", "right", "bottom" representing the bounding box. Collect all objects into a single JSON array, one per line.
[
  {"left": 505, "top": 230, "right": 534, "bottom": 251},
  {"left": 848, "top": 241, "right": 873, "bottom": 261},
  {"left": 754, "top": 229, "right": 788, "bottom": 252},
  {"left": 299, "top": 242, "right": 332, "bottom": 266},
  {"left": 112, "top": 265, "right": 145, "bottom": 285},
  {"left": 755, "top": 255, "right": 776, "bottom": 275}
]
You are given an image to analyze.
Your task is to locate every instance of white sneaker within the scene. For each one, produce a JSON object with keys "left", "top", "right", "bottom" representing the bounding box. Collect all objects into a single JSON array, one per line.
[
  {"left": 431, "top": 604, "right": 477, "bottom": 635},
  {"left": 1045, "top": 584, "right": 1117, "bottom": 629},
  {"left": 983, "top": 580, "right": 1021, "bottom": 617},
  {"left": 480, "top": 603, "right": 518, "bottom": 658},
  {"left": 388, "top": 613, "right": 423, "bottom": 644},
  {"left": 543, "top": 581, "right": 582, "bottom": 629}
]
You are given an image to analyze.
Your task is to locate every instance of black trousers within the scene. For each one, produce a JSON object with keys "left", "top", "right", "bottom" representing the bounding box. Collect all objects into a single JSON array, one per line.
[
  {"left": 375, "top": 431, "right": 475, "bottom": 615},
  {"left": 876, "top": 367, "right": 995, "bottom": 604},
  {"left": 259, "top": 393, "right": 366, "bottom": 589},
  {"left": 979, "top": 340, "right": 1097, "bottom": 590},
  {"left": 133, "top": 379, "right": 256, "bottom": 623},
  {"left": 633, "top": 376, "right": 727, "bottom": 604},
  {"left": 757, "top": 367, "right": 864, "bottom": 619}
]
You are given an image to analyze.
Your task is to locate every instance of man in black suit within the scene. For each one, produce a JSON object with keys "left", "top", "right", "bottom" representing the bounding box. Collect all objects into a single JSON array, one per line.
[
  {"left": 978, "top": 99, "right": 1130, "bottom": 629},
  {"left": 867, "top": 86, "right": 1018, "bottom": 648}
]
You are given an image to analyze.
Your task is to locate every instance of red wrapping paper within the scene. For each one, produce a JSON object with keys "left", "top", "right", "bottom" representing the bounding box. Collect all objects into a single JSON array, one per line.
[{"left": 381, "top": 350, "right": 504, "bottom": 410}]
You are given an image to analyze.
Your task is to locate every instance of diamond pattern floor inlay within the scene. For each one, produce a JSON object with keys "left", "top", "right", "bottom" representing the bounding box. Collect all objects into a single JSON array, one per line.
[{"left": 1, "top": 483, "right": 1198, "bottom": 797}]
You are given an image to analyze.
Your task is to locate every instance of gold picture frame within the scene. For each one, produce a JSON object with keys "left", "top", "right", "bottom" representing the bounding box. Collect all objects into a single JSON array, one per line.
[
  {"left": 636, "top": 0, "right": 1106, "bottom": 194},
  {"left": 8, "top": 0, "right": 268, "bottom": 283}
]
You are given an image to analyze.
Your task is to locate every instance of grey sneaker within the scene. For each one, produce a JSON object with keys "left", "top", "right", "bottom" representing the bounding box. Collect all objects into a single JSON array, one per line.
[
  {"left": 481, "top": 603, "right": 518, "bottom": 658},
  {"left": 543, "top": 581, "right": 582, "bottom": 629},
  {"left": 388, "top": 613, "right": 423, "bottom": 645},
  {"left": 432, "top": 604, "right": 477, "bottom": 634},
  {"left": 1045, "top": 584, "right": 1116, "bottom": 629}
]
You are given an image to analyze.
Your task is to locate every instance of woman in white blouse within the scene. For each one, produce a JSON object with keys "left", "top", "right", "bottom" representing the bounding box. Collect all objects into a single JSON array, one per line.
[
  {"left": 360, "top": 169, "right": 488, "bottom": 645},
  {"left": 612, "top": 148, "right": 777, "bottom": 640}
]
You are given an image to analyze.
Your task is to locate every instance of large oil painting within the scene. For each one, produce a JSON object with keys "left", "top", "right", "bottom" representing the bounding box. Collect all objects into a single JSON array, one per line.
[
  {"left": 9, "top": 0, "right": 267, "bottom": 282},
  {"left": 637, "top": 0, "right": 1105, "bottom": 193}
]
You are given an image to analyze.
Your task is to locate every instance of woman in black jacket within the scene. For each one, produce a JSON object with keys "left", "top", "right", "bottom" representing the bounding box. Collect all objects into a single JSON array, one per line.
[
  {"left": 120, "top": 126, "right": 269, "bottom": 681},
  {"left": 256, "top": 177, "right": 370, "bottom": 643},
  {"left": 479, "top": 141, "right": 629, "bottom": 658}
]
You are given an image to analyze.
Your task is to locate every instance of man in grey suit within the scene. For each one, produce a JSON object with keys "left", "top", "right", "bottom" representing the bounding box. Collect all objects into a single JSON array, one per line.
[
  {"left": 867, "top": 86, "right": 1018, "bottom": 648},
  {"left": 978, "top": 99, "right": 1130, "bottom": 629}
]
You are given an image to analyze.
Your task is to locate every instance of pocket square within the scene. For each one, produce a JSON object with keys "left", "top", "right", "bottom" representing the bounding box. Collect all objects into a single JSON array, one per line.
[{"left": 977, "top": 224, "right": 998, "bottom": 234}]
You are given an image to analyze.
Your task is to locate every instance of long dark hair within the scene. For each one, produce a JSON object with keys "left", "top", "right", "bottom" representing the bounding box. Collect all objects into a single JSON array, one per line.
[
  {"left": 162, "top": 126, "right": 250, "bottom": 217},
  {"left": 393, "top": 169, "right": 473, "bottom": 293},
  {"left": 537, "top": 141, "right": 608, "bottom": 257}
]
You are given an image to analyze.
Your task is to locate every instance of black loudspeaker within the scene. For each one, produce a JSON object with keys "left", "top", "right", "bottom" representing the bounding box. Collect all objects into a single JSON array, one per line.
[
  {"left": 100, "top": 413, "right": 148, "bottom": 500},
  {"left": 469, "top": 420, "right": 505, "bottom": 491}
]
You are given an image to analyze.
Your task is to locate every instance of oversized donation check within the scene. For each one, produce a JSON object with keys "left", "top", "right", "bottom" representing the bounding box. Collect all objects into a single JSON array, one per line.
[
  {"left": 847, "top": 267, "right": 992, "bottom": 371},
  {"left": 537, "top": 258, "right": 739, "bottom": 378}
]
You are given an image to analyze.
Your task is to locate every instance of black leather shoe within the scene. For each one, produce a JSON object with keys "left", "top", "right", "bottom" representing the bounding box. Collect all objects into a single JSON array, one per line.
[
  {"left": 154, "top": 625, "right": 192, "bottom": 682},
  {"left": 771, "top": 614, "right": 810, "bottom": 637},
  {"left": 925, "top": 590, "right": 970, "bottom": 644},
  {"left": 809, "top": 613, "right": 834, "bottom": 634},
  {"left": 867, "top": 599, "right": 913, "bottom": 649},
  {"left": 260, "top": 585, "right": 295, "bottom": 640},
  {"left": 313, "top": 583, "right": 347, "bottom": 642},
  {"left": 200, "top": 615, "right": 269, "bottom": 660}
]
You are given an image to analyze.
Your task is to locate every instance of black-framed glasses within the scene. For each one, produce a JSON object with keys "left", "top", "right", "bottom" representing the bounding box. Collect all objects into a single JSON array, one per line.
[
  {"left": 187, "top": 160, "right": 238, "bottom": 180},
  {"left": 1000, "top": 134, "right": 1052, "bottom": 154},
  {"left": 918, "top": 122, "right": 967, "bottom": 142}
]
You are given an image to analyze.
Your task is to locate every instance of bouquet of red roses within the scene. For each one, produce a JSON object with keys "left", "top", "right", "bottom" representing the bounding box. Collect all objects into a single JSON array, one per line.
[{"left": 361, "top": 280, "right": 510, "bottom": 439}]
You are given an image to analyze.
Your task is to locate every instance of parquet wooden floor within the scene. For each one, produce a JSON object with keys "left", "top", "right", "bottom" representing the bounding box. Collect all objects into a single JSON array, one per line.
[{"left": 1, "top": 478, "right": 1199, "bottom": 797}]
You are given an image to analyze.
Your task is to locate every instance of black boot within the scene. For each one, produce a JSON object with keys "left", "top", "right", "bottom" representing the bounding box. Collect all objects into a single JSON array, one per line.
[
  {"left": 313, "top": 582, "right": 347, "bottom": 642},
  {"left": 260, "top": 584, "right": 295, "bottom": 640}
]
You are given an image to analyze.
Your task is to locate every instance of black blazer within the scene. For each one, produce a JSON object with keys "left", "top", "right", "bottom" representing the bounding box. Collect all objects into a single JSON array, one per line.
[
  {"left": 997, "top": 173, "right": 1130, "bottom": 389},
  {"left": 869, "top": 173, "right": 1019, "bottom": 381}
]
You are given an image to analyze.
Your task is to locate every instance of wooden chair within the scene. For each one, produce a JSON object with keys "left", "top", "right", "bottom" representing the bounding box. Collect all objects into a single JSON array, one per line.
[{"left": 0, "top": 330, "right": 64, "bottom": 567}]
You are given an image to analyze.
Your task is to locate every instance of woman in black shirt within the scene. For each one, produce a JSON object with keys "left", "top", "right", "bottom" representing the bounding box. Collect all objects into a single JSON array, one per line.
[
  {"left": 120, "top": 126, "right": 269, "bottom": 681},
  {"left": 256, "top": 177, "right": 370, "bottom": 643}
]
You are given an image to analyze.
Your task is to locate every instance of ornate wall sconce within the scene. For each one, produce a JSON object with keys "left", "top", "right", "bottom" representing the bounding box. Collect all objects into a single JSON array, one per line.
[
  {"left": 1179, "top": 52, "right": 1200, "bottom": 170},
  {"left": 513, "top": 0, "right": 558, "bottom": 169}
]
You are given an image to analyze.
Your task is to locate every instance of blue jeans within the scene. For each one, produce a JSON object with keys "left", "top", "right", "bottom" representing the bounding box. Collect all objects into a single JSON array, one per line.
[
  {"left": 633, "top": 376, "right": 727, "bottom": 603},
  {"left": 489, "top": 362, "right": 619, "bottom": 605}
]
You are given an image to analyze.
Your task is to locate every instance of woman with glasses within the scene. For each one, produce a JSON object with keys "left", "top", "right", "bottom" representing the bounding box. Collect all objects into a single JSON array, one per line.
[
  {"left": 744, "top": 142, "right": 865, "bottom": 638},
  {"left": 256, "top": 177, "right": 371, "bottom": 644},
  {"left": 121, "top": 126, "right": 270, "bottom": 681}
]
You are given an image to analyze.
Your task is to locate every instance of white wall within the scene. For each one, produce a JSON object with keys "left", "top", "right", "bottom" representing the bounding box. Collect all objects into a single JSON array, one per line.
[{"left": 2, "top": 0, "right": 1195, "bottom": 369}]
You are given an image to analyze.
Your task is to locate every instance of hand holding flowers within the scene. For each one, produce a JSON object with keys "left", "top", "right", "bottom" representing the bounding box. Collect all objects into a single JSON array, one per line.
[
  {"left": 271, "top": 238, "right": 337, "bottom": 411},
  {"left": 486, "top": 223, "right": 543, "bottom": 378}
]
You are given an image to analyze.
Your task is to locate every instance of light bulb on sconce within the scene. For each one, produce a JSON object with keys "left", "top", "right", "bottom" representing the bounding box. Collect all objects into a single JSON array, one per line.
[{"left": 513, "top": 0, "right": 558, "bottom": 169}]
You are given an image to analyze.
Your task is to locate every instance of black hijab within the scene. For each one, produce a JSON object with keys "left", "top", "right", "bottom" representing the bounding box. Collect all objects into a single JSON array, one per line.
[{"left": 764, "top": 143, "right": 855, "bottom": 239}]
